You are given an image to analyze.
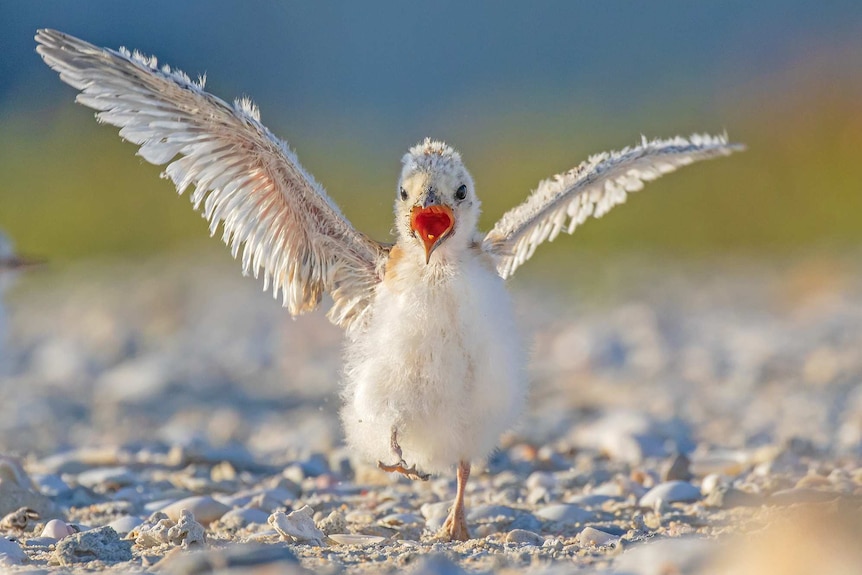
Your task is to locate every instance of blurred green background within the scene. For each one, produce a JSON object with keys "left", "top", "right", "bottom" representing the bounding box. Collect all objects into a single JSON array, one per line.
[{"left": 1, "top": 2, "right": 861, "bottom": 273}]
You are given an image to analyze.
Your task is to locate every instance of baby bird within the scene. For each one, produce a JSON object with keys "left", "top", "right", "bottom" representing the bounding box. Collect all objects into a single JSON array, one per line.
[{"left": 36, "top": 29, "right": 741, "bottom": 541}]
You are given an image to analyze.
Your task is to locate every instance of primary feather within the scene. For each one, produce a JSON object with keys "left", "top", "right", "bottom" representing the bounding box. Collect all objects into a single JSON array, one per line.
[
  {"left": 35, "top": 29, "right": 388, "bottom": 334},
  {"left": 484, "top": 134, "right": 744, "bottom": 278}
]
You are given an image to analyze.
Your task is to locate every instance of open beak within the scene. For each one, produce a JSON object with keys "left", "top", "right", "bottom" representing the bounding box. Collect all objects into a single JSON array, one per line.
[{"left": 411, "top": 204, "right": 454, "bottom": 264}]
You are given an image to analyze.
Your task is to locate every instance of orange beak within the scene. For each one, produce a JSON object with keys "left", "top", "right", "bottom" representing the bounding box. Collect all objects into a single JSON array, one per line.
[{"left": 411, "top": 204, "right": 454, "bottom": 264}]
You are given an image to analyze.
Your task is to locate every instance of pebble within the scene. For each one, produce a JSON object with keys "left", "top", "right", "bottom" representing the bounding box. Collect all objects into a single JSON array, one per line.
[
  {"left": 573, "top": 411, "right": 684, "bottom": 463},
  {"left": 535, "top": 504, "right": 594, "bottom": 524},
  {"left": 578, "top": 526, "right": 618, "bottom": 547},
  {"left": 53, "top": 526, "right": 133, "bottom": 566},
  {"left": 467, "top": 504, "right": 520, "bottom": 524},
  {"left": 153, "top": 543, "right": 298, "bottom": 574},
  {"left": 638, "top": 481, "right": 702, "bottom": 508},
  {"left": 661, "top": 453, "right": 692, "bottom": 482},
  {"left": 506, "top": 529, "right": 544, "bottom": 546},
  {"left": 76, "top": 466, "right": 136, "bottom": 490},
  {"left": 0, "top": 537, "right": 28, "bottom": 566},
  {"left": 379, "top": 513, "right": 424, "bottom": 527},
  {"left": 217, "top": 508, "right": 270, "bottom": 529},
  {"left": 420, "top": 501, "right": 452, "bottom": 531},
  {"left": 613, "top": 537, "right": 712, "bottom": 575},
  {"left": 167, "top": 510, "right": 206, "bottom": 548},
  {"left": 328, "top": 533, "right": 386, "bottom": 546},
  {"left": 768, "top": 487, "right": 841, "bottom": 506},
  {"left": 564, "top": 493, "right": 618, "bottom": 507},
  {"left": 31, "top": 474, "right": 72, "bottom": 498},
  {"left": 133, "top": 512, "right": 175, "bottom": 548},
  {"left": 106, "top": 515, "right": 144, "bottom": 535},
  {"left": 159, "top": 496, "right": 230, "bottom": 525},
  {"left": 41, "top": 518, "right": 75, "bottom": 540},
  {"left": 268, "top": 506, "right": 325, "bottom": 546}
]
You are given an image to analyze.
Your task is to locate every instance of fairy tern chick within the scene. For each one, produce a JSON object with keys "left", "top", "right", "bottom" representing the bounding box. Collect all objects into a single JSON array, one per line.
[{"left": 37, "top": 29, "right": 743, "bottom": 541}]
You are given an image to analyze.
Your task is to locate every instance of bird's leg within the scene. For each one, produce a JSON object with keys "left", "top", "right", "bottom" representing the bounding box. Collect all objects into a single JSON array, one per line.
[
  {"left": 377, "top": 427, "right": 430, "bottom": 481},
  {"left": 439, "top": 460, "right": 471, "bottom": 541}
]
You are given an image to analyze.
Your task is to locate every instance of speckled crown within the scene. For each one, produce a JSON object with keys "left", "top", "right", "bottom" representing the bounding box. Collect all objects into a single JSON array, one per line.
[{"left": 401, "top": 138, "right": 463, "bottom": 176}]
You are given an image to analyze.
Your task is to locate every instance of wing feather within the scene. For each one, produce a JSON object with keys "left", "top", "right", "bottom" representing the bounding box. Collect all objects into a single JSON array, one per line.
[
  {"left": 483, "top": 134, "right": 743, "bottom": 278},
  {"left": 36, "top": 29, "right": 388, "bottom": 333}
]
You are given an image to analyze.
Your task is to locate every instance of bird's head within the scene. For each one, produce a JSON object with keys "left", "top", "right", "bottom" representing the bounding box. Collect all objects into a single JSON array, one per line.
[{"left": 395, "top": 139, "right": 480, "bottom": 264}]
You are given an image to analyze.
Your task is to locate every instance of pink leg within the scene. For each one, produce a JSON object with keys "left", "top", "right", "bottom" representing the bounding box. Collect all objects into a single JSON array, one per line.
[{"left": 439, "top": 460, "right": 471, "bottom": 541}]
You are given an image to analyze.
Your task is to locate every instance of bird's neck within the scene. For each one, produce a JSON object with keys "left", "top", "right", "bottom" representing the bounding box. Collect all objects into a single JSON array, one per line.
[{"left": 386, "top": 236, "right": 477, "bottom": 288}]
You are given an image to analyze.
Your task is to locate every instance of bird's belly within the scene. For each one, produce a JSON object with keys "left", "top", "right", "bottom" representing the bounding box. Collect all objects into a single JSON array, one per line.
[{"left": 340, "top": 260, "right": 525, "bottom": 472}]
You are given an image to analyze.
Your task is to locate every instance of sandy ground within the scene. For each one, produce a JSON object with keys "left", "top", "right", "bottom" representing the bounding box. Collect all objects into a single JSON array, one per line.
[{"left": 0, "top": 251, "right": 860, "bottom": 574}]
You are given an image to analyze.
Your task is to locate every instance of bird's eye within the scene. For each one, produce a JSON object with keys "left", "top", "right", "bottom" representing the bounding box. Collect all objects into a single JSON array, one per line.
[
  {"left": 400, "top": 187, "right": 408, "bottom": 201},
  {"left": 455, "top": 184, "right": 467, "bottom": 201}
]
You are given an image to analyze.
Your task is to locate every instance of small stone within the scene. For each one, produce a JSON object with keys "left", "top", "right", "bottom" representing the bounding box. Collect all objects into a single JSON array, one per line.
[
  {"left": 411, "top": 553, "right": 469, "bottom": 575},
  {"left": 578, "top": 526, "right": 618, "bottom": 547},
  {"left": 378, "top": 513, "right": 424, "bottom": 528},
  {"left": 268, "top": 506, "right": 325, "bottom": 546},
  {"left": 700, "top": 473, "right": 726, "bottom": 495},
  {"left": 613, "top": 537, "right": 712, "bottom": 574},
  {"left": 526, "top": 471, "right": 558, "bottom": 490},
  {"left": 564, "top": 493, "right": 618, "bottom": 507},
  {"left": 769, "top": 488, "right": 841, "bottom": 506},
  {"left": 76, "top": 466, "right": 136, "bottom": 490},
  {"left": 31, "top": 474, "right": 72, "bottom": 498},
  {"left": 106, "top": 515, "right": 143, "bottom": 536},
  {"left": 419, "top": 501, "right": 451, "bottom": 531},
  {"left": 133, "top": 512, "right": 175, "bottom": 548},
  {"left": 466, "top": 505, "right": 520, "bottom": 524},
  {"left": 152, "top": 543, "right": 298, "bottom": 573},
  {"left": 41, "top": 519, "right": 74, "bottom": 540},
  {"left": 217, "top": 508, "right": 270, "bottom": 529},
  {"left": 317, "top": 510, "right": 347, "bottom": 535},
  {"left": 535, "top": 504, "right": 594, "bottom": 524},
  {"left": 0, "top": 537, "right": 28, "bottom": 566},
  {"left": 159, "top": 496, "right": 230, "bottom": 526},
  {"left": 661, "top": 453, "right": 692, "bottom": 482},
  {"left": 328, "top": 533, "right": 386, "bottom": 546},
  {"left": 506, "top": 529, "right": 544, "bottom": 546},
  {"left": 638, "top": 481, "right": 701, "bottom": 508},
  {"left": 53, "top": 526, "right": 133, "bottom": 566},
  {"left": 703, "top": 484, "right": 761, "bottom": 508},
  {"left": 167, "top": 510, "right": 206, "bottom": 548}
]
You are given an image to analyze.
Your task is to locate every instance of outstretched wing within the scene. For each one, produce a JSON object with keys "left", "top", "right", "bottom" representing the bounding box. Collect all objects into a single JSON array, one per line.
[
  {"left": 36, "top": 29, "right": 388, "bottom": 333},
  {"left": 483, "top": 134, "right": 743, "bottom": 278}
]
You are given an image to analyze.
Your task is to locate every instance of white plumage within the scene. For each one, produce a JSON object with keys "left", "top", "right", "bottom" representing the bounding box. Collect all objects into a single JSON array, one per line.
[{"left": 36, "top": 29, "right": 742, "bottom": 541}]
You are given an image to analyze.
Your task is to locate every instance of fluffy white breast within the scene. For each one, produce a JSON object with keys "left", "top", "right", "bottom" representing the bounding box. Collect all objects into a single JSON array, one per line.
[{"left": 341, "top": 246, "right": 526, "bottom": 473}]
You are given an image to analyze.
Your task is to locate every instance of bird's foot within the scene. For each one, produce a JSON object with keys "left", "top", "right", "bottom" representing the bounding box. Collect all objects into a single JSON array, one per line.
[
  {"left": 438, "top": 506, "right": 471, "bottom": 542},
  {"left": 377, "top": 459, "right": 430, "bottom": 481}
]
